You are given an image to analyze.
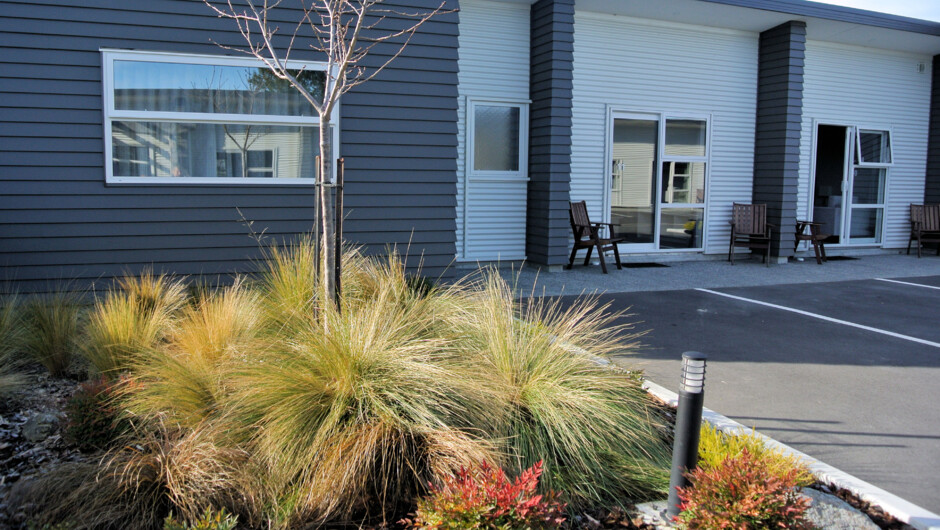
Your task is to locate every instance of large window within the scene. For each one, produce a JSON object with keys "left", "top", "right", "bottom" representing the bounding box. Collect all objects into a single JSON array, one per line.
[{"left": 102, "top": 50, "right": 335, "bottom": 185}]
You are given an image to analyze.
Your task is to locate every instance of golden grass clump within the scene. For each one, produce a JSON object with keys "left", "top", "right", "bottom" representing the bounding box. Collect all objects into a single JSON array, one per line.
[
  {"left": 258, "top": 235, "right": 319, "bottom": 330},
  {"left": 449, "top": 270, "right": 671, "bottom": 506},
  {"left": 21, "top": 289, "right": 83, "bottom": 377},
  {"left": 0, "top": 295, "right": 27, "bottom": 397},
  {"left": 697, "top": 423, "right": 815, "bottom": 487},
  {"left": 230, "top": 267, "right": 502, "bottom": 526},
  {"left": 82, "top": 271, "right": 186, "bottom": 378},
  {"left": 7, "top": 421, "right": 257, "bottom": 530},
  {"left": 126, "top": 279, "right": 261, "bottom": 428}
]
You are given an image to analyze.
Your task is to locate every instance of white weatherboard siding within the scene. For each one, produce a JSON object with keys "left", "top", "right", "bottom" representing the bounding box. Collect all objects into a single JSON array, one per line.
[
  {"left": 456, "top": 0, "right": 530, "bottom": 261},
  {"left": 800, "top": 40, "right": 932, "bottom": 248},
  {"left": 571, "top": 13, "right": 758, "bottom": 254}
]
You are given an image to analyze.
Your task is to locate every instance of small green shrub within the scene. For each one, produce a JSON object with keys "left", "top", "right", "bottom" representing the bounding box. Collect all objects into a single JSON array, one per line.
[
  {"left": 412, "top": 460, "right": 566, "bottom": 529},
  {"left": 164, "top": 507, "right": 239, "bottom": 530},
  {"left": 1, "top": 294, "right": 28, "bottom": 397},
  {"left": 22, "top": 290, "right": 83, "bottom": 377},
  {"left": 676, "top": 448, "right": 816, "bottom": 530},
  {"left": 698, "top": 423, "right": 814, "bottom": 487},
  {"left": 65, "top": 376, "right": 130, "bottom": 451}
]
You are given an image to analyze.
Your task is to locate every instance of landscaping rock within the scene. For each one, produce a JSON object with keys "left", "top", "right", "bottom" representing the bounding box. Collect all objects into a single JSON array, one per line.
[
  {"left": 802, "top": 487, "right": 880, "bottom": 530},
  {"left": 21, "top": 413, "right": 59, "bottom": 443}
]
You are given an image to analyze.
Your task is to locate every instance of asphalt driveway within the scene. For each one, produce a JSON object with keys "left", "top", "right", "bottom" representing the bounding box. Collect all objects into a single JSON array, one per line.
[{"left": 572, "top": 275, "right": 940, "bottom": 513}]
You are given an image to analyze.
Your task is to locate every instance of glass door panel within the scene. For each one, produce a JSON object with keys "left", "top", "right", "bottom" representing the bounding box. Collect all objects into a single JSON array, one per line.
[
  {"left": 659, "top": 207, "right": 704, "bottom": 249},
  {"left": 847, "top": 166, "right": 885, "bottom": 243},
  {"left": 849, "top": 208, "right": 883, "bottom": 241},
  {"left": 610, "top": 118, "right": 658, "bottom": 245}
]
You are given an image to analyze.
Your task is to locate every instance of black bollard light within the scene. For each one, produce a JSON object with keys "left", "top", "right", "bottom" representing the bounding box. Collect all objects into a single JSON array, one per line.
[{"left": 666, "top": 351, "right": 707, "bottom": 519}]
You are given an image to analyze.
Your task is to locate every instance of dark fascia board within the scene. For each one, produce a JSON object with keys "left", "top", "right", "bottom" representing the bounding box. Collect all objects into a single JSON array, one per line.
[{"left": 701, "top": 0, "right": 940, "bottom": 36}]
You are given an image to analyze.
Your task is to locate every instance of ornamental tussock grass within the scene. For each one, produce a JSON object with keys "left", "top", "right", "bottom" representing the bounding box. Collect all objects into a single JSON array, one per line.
[
  {"left": 8, "top": 421, "right": 257, "bottom": 530},
  {"left": 229, "top": 269, "right": 503, "bottom": 526},
  {"left": 0, "top": 294, "right": 27, "bottom": 397},
  {"left": 258, "top": 235, "right": 320, "bottom": 330},
  {"left": 11, "top": 240, "right": 674, "bottom": 528},
  {"left": 125, "top": 279, "right": 261, "bottom": 428},
  {"left": 21, "top": 288, "right": 83, "bottom": 377},
  {"left": 82, "top": 271, "right": 187, "bottom": 378},
  {"left": 449, "top": 270, "right": 671, "bottom": 507}
]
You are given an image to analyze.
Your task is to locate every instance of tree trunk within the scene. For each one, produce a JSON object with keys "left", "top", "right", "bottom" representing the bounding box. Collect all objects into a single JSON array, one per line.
[{"left": 319, "top": 119, "right": 337, "bottom": 309}]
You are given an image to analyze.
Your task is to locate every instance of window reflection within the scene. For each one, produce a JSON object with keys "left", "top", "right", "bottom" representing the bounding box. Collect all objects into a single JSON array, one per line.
[
  {"left": 659, "top": 208, "right": 704, "bottom": 249},
  {"left": 111, "top": 121, "right": 319, "bottom": 179},
  {"left": 113, "top": 60, "right": 324, "bottom": 117}
]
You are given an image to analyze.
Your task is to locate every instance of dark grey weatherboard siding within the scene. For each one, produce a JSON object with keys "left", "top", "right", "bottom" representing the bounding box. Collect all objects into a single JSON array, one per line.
[
  {"left": 753, "top": 20, "right": 806, "bottom": 258},
  {"left": 0, "top": 0, "right": 459, "bottom": 293},
  {"left": 526, "top": 0, "right": 574, "bottom": 266},
  {"left": 926, "top": 54, "right": 940, "bottom": 204}
]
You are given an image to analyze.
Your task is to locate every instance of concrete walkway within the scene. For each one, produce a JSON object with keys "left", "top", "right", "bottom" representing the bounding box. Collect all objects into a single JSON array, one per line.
[{"left": 499, "top": 251, "right": 940, "bottom": 297}]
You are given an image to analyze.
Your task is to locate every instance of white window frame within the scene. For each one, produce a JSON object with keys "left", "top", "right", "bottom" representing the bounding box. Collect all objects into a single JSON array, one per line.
[
  {"left": 466, "top": 98, "right": 529, "bottom": 181},
  {"left": 854, "top": 128, "right": 893, "bottom": 167},
  {"left": 102, "top": 49, "right": 338, "bottom": 185},
  {"left": 603, "top": 108, "right": 711, "bottom": 253}
]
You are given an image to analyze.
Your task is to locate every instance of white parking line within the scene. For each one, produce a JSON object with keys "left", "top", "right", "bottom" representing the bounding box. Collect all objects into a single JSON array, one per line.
[
  {"left": 875, "top": 278, "right": 940, "bottom": 291},
  {"left": 696, "top": 288, "right": 940, "bottom": 349}
]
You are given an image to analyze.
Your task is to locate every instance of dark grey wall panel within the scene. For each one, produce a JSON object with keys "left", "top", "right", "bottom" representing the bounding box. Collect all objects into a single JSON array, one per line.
[
  {"left": 526, "top": 0, "right": 574, "bottom": 266},
  {"left": 0, "top": 0, "right": 459, "bottom": 292},
  {"left": 753, "top": 20, "right": 806, "bottom": 258},
  {"left": 927, "top": 54, "right": 940, "bottom": 204}
]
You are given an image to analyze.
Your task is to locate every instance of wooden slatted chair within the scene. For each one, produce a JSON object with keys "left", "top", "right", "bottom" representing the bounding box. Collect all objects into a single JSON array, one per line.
[
  {"left": 907, "top": 204, "right": 940, "bottom": 258},
  {"left": 568, "top": 201, "right": 624, "bottom": 274},
  {"left": 728, "top": 203, "right": 774, "bottom": 266}
]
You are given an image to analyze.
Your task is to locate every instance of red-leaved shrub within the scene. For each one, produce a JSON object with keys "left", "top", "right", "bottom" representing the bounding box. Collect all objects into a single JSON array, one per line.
[
  {"left": 675, "top": 448, "right": 816, "bottom": 530},
  {"left": 65, "top": 376, "right": 130, "bottom": 451},
  {"left": 411, "top": 460, "right": 566, "bottom": 529}
]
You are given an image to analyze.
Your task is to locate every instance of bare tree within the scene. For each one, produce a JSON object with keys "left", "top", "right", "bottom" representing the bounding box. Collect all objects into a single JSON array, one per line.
[{"left": 206, "top": 0, "right": 447, "bottom": 307}]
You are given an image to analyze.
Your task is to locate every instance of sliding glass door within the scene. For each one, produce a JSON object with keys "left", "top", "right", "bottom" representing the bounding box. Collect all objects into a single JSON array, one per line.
[
  {"left": 610, "top": 116, "right": 658, "bottom": 249},
  {"left": 609, "top": 112, "right": 708, "bottom": 252}
]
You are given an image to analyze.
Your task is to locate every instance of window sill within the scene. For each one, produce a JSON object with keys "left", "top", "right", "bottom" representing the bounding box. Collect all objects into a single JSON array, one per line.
[{"left": 106, "top": 177, "right": 319, "bottom": 186}]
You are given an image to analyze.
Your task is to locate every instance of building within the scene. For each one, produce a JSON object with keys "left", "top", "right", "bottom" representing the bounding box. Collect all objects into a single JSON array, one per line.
[{"left": 2, "top": 0, "right": 939, "bottom": 292}]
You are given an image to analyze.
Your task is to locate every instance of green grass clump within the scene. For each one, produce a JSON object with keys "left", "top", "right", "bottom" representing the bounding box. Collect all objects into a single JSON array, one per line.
[
  {"left": 82, "top": 271, "right": 186, "bottom": 378},
  {"left": 0, "top": 295, "right": 27, "bottom": 397},
  {"left": 697, "top": 423, "right": 814, "bottom": 487},
  {"left": 126, "top": 279, "right": 261, "bottom": 428},
  {"left": 22, "top": 290, "right": 83, "bottom": 377},
  {"left": 451, "top": 272, "right": 670, "bottom": 507},
  {"left": 231, "top": 262, "right": 500, "bottom": 526},
  {"left": 258, "top": 235, "right": 319, "bottom": 330}
]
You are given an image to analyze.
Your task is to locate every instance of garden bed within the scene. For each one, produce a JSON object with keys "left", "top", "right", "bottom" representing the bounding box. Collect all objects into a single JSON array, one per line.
[{"left": 0, "top": 241, "right": 920, "bottom": 529}]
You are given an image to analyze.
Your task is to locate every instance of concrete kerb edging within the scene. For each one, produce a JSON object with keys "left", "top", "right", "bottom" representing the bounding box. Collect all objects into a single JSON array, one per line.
[{"left": 642, "top": 380, "right": 940, "bottom": 530}]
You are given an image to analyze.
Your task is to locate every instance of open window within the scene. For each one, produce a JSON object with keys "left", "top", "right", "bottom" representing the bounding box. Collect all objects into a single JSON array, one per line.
[{"left": 102, "top": 50, "right": 336, "bottom": 185}]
